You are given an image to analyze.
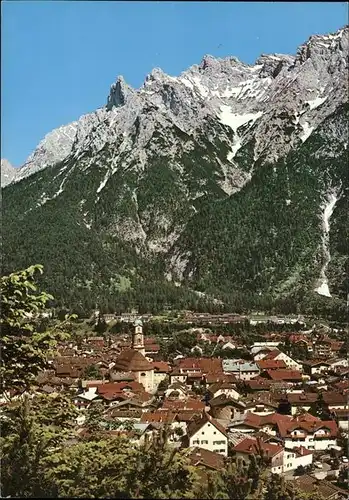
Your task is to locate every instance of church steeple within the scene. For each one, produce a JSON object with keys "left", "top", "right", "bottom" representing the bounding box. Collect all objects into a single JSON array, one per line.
[{"left": 132, "top": 318, "right": 145, "bottom": 356}]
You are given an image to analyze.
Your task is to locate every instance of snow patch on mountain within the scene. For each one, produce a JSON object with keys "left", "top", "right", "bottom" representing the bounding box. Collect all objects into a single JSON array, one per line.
[
  {"left": 315, "top": 189, "right": 340, "bottom": 298},
  {"left": 305, "top": 96, "right": 328, "bottom": 111},
  {"left": 219, "top": 107, "right": 263, "bottom": 132},
  {"left": 300, "top": 122, "right": 315, "bottom": 142}
]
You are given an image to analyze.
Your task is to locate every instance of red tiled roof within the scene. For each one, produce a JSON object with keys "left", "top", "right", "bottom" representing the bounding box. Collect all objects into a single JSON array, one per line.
[
  {"left": 97, "top": 381, "right": 144, "bottom": 394},
  {"left": 140, "top": 411, "right": 177, "bottom": 424},
  {"left": 243, "top": 379, "right": 273, "bottom": 390},
  {"left": 302, "top": 359, "right": 331, "bottom": 367},
  {"left": 293, "top": 446, "right": 314, "bottom": 457},
  {"left": 176, "top": 410, "right": 202, "bottom": 422},
  {"left": 187, "top": 447, "right": 226, "bottom": 470},
  {"left": 161, "top": 398, "right": 205, "bottom": 411},
  {"left": 290, "top": 474, "right": 348, "bottom": 498},
  {"left": 261, "top": 349, "right": 282, "bottom": 361},
  {"left": 256, "top": 359, "right": 287, "bottom": 370},
  {"left": 287, "top": 393, "right": 318, "bottom": 405},
  {"left": 322, "top": 391, "right": 348, "bottom": 405},
  {"left": 233, "top": 437, "right": 283, "bottom": 458},
  {"left": 262, "top": 369, "right": 303, "bottom": 381},
  {"left": 205, "top": 373, "right": 237, "bottom": 384},
  {"left": 145, "top": 344, "right": 160, "bottom": 352},
  {"left": 176, "top": 357, "right": 223, "bottom": 374},
  {"left": 241, "top": 411, "right": 292, "bottom": 429},
  {"left": 276, "top": 413, "right": 338, "bottom": 438},
  {"left": 333, "top": 380, "right": 349, "bottom": 392},
  {"left": 152, "top": 361, "right": 170, "bottom": 373}
]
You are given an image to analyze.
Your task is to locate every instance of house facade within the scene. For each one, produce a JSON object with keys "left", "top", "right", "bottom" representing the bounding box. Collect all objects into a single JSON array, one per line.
[
  {"left": 277, "top": 414, "right": 338, "bottom": 451},
  {"left": 187, "top": 413, "right": 229, "bottom": 456}
]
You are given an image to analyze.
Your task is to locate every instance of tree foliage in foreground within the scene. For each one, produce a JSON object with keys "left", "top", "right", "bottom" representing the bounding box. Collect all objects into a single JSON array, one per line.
[{"left": 1, "top": 265, "right": 75, "bottom": 393}]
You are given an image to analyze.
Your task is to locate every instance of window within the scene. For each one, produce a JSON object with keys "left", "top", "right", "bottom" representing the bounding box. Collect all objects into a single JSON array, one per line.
[
  {"left": 219, "top": 449, "right": 225, "bottom": 453},
  {"left": 193, "top": 440, "right": 200, "bottom": 445},
  {"left": 140, "top": 373, "right": 146, "bottom": 377},
  {"left": 201, "top": 440, "right": 208, "bottom": 444},
  {"left": 201, "top": 431, "right": 205, "bottom": 435},
  {"left": 213, "top": 440, "right": 226, "bottom": 445},
  {"left": 213, "top": 431, "right": 216, "bottom": 435}
]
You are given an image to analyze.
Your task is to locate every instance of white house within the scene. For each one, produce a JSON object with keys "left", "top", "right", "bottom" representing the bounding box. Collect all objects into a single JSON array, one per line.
[
  {"left": 233, "top": 438, "right": 284, "bottom": 474},
  {"left": 277, "top": 413, "right": 339, "bottom": 451},
  {"left": 302, "top": 360, "right": 331, "bottom": 376},
  {"left": 186, "top": 412, "right": 229, "bottom": 456},
  {"left": 333, "top": 409, "right": 349, "bottom": 431},
  {"left": 234, "top": 439, "right": 313, "bottom": 475},
  {"left": 282, "top": 446, "right": 313, "bottom": 473},
  {"left": 165, "top": 382, "right": 190, "bottom": 400},
  {"left": 262, "top": 350, "right": 303, "bottom": 372},
  {"left": 208, "top": 382, "right": 241, "bottom": 401},
  {"left": 322, "top": 392, "right": 348, "bottom": 411}
]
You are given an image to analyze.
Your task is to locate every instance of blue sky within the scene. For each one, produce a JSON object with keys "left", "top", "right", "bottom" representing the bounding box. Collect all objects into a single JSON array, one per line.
[{"left": 1, "top": 1, "right": 347, "bottom": 167}]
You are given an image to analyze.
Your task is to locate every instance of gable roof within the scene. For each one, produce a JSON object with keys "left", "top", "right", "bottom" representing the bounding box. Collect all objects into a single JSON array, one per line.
[
  {"left": 322, "top": 391, "right": 348, "bottom": 405},
  {"left": 261, "top": 349, "right": 283, "bottom": 360},
  {"left": 186, "top": 447, "right": 226, "bottom": 471},
  {"left": 97, "top": 381, "right": 145, "bottom": 395},
  {"left": 230, "top": 411, "right": 292, "bottom": 432},
  {"left": 287, "top": 392, "right": 318, "bottom": 405},
  {"left": 262, "top": 369, "right": 303, "bottom": 381},
  {"left": 140, "top": 411, "right": 177, "bottom": 424},
  {"left": 187, "top": 412, "right": 229, "bottom": 438},
  {"left": 161, "top": 398, "right": 205, "bottom": 412},
  {"left": 152, "top": 361, "right": 171, "bottom": 373},
  {"left": 176, "top": 357, "right": 223, "bottom": 374},
  {"left": 209, "top": 393, "right": 246, "bottom": 409},
  {"left": 205, "top": 373, "right": 237, "bottom": 384},
  {"left": 290, "top": 474, "right": 348, "bottom": 499},
  {"left": 233, "top": 437, "right": 283, "bottom": 459},
  {"left": 256, "top": 359, "right": 287, "bottom": 370},
  {"left": 276, "top": 413, "right": 338, "bottom": 438}
]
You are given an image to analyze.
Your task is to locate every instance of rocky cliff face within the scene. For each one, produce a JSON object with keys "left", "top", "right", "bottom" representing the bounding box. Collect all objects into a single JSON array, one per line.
[
  {"left": 2, "top": 26, "right": 348, "bottom": 314},
  {"left": 1, "top": 159, "right": 17, "bottom": 187}
]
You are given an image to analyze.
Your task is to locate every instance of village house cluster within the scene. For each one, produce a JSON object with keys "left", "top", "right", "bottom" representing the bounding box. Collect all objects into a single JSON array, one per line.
[{"left": 6, "top": 317, "right": 348, "bottom": 498}]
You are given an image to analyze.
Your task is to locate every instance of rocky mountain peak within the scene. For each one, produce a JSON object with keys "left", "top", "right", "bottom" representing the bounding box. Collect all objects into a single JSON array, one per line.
[
  {"left": 295, "top": 25, "right": 348, "bottom": 66},
  {"left": 3, "top": 25, "right": 347, "bottom": 187},
  {"left": 1, "top": 159, "right": 17, "bottom": 187},
  {"left": 144, "top": 67, "right": 167, "bottom": 84},
  {"left": 199, "top": 54, "right": 218, "bottom": 70},
  {"left": 107, "top": 75, "right": 134, "bottom": 110},
  {"left": 255, "top": 53, "right": 295, "bottom": 78}
]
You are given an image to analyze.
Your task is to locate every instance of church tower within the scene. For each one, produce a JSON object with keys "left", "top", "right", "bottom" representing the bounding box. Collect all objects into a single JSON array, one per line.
[{"left": 132, "top": 318, "right": 145, "bottom": 356}]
